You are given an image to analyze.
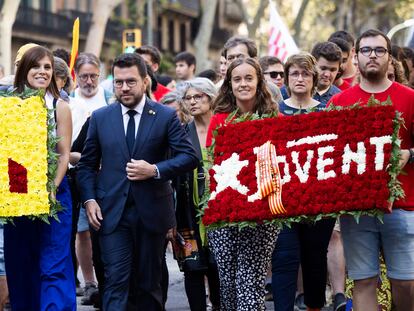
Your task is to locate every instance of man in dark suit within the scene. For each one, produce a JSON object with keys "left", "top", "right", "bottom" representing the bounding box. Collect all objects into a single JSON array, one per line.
[{"left": 77, "top": 53, "right": 198, "bottom": 310}]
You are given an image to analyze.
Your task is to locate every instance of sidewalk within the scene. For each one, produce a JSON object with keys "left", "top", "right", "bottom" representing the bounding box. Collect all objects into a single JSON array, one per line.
[{"left": 77, "top": 249, "right": 333, "bottom": 310}]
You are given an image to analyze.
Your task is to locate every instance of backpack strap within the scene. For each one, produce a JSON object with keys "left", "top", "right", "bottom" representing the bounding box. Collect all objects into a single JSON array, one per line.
[{"left": 52, "top": 97, "right": 58, "bottom": 128}]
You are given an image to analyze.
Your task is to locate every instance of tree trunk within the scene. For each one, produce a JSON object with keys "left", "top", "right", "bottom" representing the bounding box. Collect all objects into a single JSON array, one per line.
[
  {"left": 293, "top": 0, "right": 310, "bottom": 43},
  {"left": 84, "top": 0, "right": 123, "bottom": 57},
  {"left": 193, "top": 0, "right": 219, "bottom": 73},
  {"left": 246, "top": 0, "right": 269, "bottom": 39},
  {"left": 237, "top": 0, "right": 269, "bottom": 42},
  {"left": 0, "top": 0, "right": 21, "bottom": 75}
]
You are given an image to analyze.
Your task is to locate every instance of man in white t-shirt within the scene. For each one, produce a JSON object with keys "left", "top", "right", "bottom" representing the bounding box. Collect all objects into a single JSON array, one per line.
[
  {"left": 70, "top": 53, "right": 113, "bottom": 142},
  {"left": 70, "top": 52, "right": 112, "bottom": 307}
]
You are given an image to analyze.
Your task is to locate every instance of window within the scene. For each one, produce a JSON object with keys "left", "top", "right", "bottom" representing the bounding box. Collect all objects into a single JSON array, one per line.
[
  {"left": 180, "top": 23, "right": 186, "bottom": 52},
  {"left": 168, "top": 19, "right": 175, "bottom": 52},
  {"left": 40, "top": 0, "right": 51, "bottom": 11}
]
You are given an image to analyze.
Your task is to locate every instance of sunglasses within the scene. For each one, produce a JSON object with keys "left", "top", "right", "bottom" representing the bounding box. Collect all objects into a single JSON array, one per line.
[{"left": 264, "top": 71, "right": 284, "bottom": 79}]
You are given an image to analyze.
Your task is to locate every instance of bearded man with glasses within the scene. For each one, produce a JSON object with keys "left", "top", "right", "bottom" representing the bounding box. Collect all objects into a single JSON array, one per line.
[
  {"left": 329, "top": 29, "right": 414, "bottom": 311},
  {"left": 69, "top": 52, "right": 113, "bottom": 307}
]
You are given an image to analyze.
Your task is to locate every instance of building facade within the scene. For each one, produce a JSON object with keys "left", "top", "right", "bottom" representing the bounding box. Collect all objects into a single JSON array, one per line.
[{"left": 6, "top": 0, "right": 243, "bottom": 75}]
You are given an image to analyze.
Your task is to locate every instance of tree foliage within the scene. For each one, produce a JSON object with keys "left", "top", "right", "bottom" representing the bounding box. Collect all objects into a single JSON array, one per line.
[{"left": 237, "top": 0, "right": 414, "bottom": 54}]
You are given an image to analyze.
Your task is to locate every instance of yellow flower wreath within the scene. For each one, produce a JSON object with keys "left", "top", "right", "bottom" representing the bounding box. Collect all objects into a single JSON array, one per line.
[{"left": 0, "top": 96, "right": 49, "bottom": 217}]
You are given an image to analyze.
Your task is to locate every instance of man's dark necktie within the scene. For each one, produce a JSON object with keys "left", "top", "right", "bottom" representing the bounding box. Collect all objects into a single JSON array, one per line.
[{"left": 126, "top": 110, "right": 137, "bottom": 154}]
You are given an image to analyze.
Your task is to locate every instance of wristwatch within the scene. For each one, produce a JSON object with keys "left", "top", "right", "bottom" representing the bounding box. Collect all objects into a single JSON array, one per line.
[
  {"left": 153, "top": 165, "right": 159, "bottom": 178},
  {"left": 409, "top": 149, "right": 414, "bottom": 164}
]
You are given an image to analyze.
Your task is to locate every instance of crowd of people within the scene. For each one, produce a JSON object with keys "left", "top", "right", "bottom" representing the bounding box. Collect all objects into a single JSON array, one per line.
[{"left": 0, "top": 27, "right": 412, "bottom": 311}]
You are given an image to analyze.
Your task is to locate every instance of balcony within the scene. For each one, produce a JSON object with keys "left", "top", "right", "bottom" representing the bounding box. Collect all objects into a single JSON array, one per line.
[
  {"left": 160, "top": 0, "right": 200, "bottom": 18},
  {"left": 14, "top": 7, "right": 71, "bottom": 37},
  {"left": 14, "top": 7, "right": 124, "bottom": 42}
]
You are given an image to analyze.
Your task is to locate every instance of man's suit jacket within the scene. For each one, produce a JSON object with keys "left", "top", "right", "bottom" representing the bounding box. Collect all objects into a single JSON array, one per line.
[{"left": 77, "top": 98, "right": 198, "bottom": 235}]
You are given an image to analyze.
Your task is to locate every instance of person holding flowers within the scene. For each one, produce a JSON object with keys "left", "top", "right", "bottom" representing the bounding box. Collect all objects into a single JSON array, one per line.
[
  {"left": 3, "top": 46, "right": 75, "bottom": 310},
  {"left": 271, "top": 52, "right": 336, "bottom": 311},
  {"left": 330, "top": 29, "right": 414, "bottom": 311},
  {"left": 205, "top": 57, "right": 279, "bottom": 311}
]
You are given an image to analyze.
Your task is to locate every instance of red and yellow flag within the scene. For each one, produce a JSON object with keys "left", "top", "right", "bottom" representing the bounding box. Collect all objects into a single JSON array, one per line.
[{"left": 69, "top": 17, "right": 79, "bottom": 82}]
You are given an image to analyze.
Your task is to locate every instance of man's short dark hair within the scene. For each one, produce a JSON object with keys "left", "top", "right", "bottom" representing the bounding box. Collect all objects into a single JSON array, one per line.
[
  {"left": 112, "top": 53, "right": 147, "bottom": 78},
  {"left": 328, "top": 37, "right": 351, "bottom": 54},
  {"left": 329, "top": 30, "right": 355, "bottom": 47},
  {"left": 223, "top": 36, "right": 257, "bottom": 58},
  {"left": 135, "top": 45, "right": 161, "bottom": 65},
  {"left": 259, "top": 56, "right": 283, "bottom": 72},
  {"left": 197, "top": 69, "right": 218, "bottom": 82},
  {"left": 311, "top": 41, "right": 342, "bottom": 63},
  {"left": 355, "top": 29, "right": 391, "bottom": 54},
  {"left": 53, "top": 48, "right": 70, "bottom": 66},
  {"left": 174, "top": 52, "right": 196, "bottom": 67},
  {"left": 401, "top": 47, "right": 414, "bottom": 63}
]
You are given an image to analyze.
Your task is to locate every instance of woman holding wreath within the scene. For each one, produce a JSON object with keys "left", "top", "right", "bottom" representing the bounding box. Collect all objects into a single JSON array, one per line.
[
  {"left": 3, "top": 46, "right": 75, "bottom": 310},
  {"left": 205, "top": 57, "right": 280, "bottom": 311}
]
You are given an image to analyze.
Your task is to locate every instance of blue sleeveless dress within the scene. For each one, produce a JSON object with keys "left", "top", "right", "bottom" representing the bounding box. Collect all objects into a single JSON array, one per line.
[{"left": 4, "top": 93, "right": 76, "bottom": 310}]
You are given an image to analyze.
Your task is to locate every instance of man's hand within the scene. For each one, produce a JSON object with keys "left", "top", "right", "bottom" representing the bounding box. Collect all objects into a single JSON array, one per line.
[
  {"left": 85, "top": 200, "right": 103, "bottom": 231},
  {"left": 0, "top": 276, "right": 9, "bottom": 308},
  {"left": 126, "top": 159, "right": 157, "bottom": 181},
  {"left": 166, "top": 227, "right": 177, "bottom": 241},
  {"left": 399, "top": 149, "right": 410, "bottom": 169},
  {"left": 166, "top": 227, "right": 179, "bottom": 249}
]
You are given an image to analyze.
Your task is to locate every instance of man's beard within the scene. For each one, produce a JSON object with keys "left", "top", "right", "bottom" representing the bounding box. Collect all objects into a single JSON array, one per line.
[
  {"left": 116, "top": 92, "right": 143, "bottom": 108},
  {"left": 81, "top": 85, "right": 98, "bottom": 97},
  {"left": 359, "top": 61, "right": 388, "bottom": 82}
]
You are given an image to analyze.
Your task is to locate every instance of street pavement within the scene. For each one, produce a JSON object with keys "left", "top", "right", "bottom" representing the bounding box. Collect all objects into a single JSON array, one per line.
[{"left": 77, "top": 248, "right": 334, "bottom": 310}]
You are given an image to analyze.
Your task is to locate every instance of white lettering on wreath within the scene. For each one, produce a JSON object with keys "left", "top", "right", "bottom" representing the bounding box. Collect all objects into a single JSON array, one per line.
[
  {"left": 317, "top": 146, "right": 336, "bottom": 180},
  {"left": 342, "top": 142, "right": 366, "bottom": 175},
  {"left": 210, "top": 135, "right": 393, "bottom": 202},
  {"left": 291, "top": 150, "right": 314, "bottom": 183},
  {"left": 370, "top": 136, "right": 392, "bottom": 171}
]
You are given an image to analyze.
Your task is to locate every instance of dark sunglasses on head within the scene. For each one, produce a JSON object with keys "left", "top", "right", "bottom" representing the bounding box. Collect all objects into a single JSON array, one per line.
[{"left": 264, "top": 71, "right": 284, "bottom": 79}]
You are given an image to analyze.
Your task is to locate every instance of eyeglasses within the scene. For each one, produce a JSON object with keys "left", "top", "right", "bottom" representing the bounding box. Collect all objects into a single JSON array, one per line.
[
  {"left": 113, "top": 79, "right": 138, "bottom": 88},
  {"left": 264, "top": 71, "right": 284, "bottom": 79},
  {"left": 78, "top": 73, "right": 100, "bottom": 82},
  {"left": 359, "top": 47, "right": 388, "bottom": 57},
  {"left": 288, "top": 71, "right": 312, "bottom": 80},
  {"left": 183, "top": 94, "right": 205, "bottom": 103}
]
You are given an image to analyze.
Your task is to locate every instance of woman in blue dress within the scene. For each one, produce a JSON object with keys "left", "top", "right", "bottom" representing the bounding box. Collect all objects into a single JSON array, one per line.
[{"left": 3, "top": 46, "right": 75, "bottom": 310}]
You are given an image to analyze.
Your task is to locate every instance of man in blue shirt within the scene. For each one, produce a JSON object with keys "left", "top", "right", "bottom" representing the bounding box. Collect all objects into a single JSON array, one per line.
[{"left": 311, "top": 41, "right": 342, "bottom": 106}]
